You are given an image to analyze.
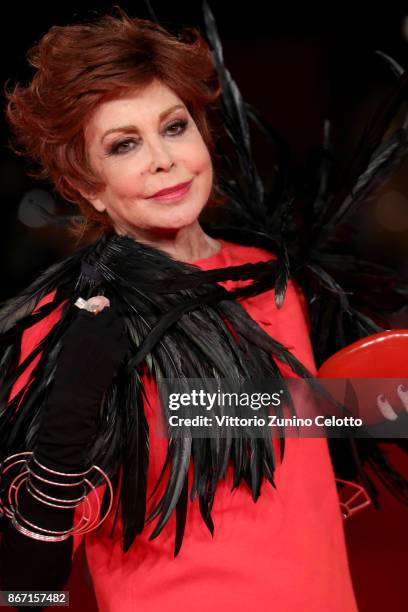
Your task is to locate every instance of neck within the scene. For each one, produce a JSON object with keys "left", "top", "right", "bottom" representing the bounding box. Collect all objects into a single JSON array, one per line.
[{"left": 114, "top": 220, "right": 221, "bottom": 263}]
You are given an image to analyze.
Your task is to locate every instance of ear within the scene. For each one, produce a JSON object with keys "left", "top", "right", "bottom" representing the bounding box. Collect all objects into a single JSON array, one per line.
[
  {"left": 64, "top": 175, "right": 108, "bottom": 213},
  {"left": 75, "top": 185, "right": 107, "bottom": 213},
  {"left": 83, "top": 195, "right": 107, "bottom": 213}
]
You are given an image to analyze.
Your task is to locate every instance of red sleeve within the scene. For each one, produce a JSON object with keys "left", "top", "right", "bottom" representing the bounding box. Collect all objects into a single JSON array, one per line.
[{"left": 9, "top": 291, "right": 65, "bottom": 403}]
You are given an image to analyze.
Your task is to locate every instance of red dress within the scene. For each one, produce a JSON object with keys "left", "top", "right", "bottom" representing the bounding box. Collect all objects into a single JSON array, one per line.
[{"left": 11, "top": 239, "right": 358, "bottom": 611}]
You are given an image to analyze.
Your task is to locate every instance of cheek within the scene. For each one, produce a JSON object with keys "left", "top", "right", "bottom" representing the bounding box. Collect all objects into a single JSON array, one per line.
[
  {"left": 191, "top": 147, "right": 213, "bottom": 207},
  {"left": 199, "top": 147, "right": 213, "bottom": 178},
  {"left": 199, "top": 149, "right": 213, "bottom": 195},
  {"left": 182, "top": 130, "right": 213, "bottom": 175},
  {"left": 104, "top": 166, "right": 145, "bottom": 198}
]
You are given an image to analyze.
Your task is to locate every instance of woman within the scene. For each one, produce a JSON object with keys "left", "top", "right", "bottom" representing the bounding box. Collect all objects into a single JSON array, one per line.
[{"left": 0, "top": 7, "right": 406, "bottom": 612}]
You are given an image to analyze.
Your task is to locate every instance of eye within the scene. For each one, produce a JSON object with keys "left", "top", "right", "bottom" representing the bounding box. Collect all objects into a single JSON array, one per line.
[
  {"left": 105, "top": 119, "right": 188, "bottom": 157},
  {"left": 107, "top": 137, "right": 140, "bottom": 156},
  {"left": 164, "top": 119, "right": 188, "bottom": 136}
]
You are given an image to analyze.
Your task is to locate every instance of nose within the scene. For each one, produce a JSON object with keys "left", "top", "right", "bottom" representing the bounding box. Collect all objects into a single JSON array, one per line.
[{"left": 146, "top": 139, "right": 174, "bottom": 173}]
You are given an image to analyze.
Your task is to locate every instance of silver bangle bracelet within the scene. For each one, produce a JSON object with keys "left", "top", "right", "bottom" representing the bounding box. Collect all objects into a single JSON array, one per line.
[
  {"left": 14, "top": 507, "right": 73, "bottom": 537},
  {"left": 11, "top": 516, "right": 71, "bottom": 543},
  {"left": 29, "top": 468, "right": 84, "bottom": 488},
  {"left": 26, "top": 480, "right": 86, "bottom": 510},
  {"left": 0, "top": 451, "right": 114, "bottom": 539},
  {"left": 13, "top": 476, "right": 94, "bottom": 539},
  {"left": 32, "top": 454, "right": 91, "bottom": 478}
]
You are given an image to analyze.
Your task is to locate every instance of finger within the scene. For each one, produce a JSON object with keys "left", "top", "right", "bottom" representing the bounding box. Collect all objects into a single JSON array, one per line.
[
  {"left": 397, "top": 384, "right": 408, "bottom": 411},
  {"left": 376, "top": 394, "right": 398, "bottom": 421},
  {"left": 74, "top": 295, "right": 110, "bottom": 314}
]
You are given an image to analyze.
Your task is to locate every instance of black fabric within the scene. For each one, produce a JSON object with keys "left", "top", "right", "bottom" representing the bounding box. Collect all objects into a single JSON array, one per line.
[
  {"left": 35, "top": 307, "right": 130, "bottom": 471},
  {"left": 0, "top": 487, "right": 73, "bottom": 611}
]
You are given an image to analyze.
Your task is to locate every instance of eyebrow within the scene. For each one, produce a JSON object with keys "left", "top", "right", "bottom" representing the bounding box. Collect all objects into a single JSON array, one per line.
[{"left": 100, "top": 104, "right": 185, "bottom": 144}]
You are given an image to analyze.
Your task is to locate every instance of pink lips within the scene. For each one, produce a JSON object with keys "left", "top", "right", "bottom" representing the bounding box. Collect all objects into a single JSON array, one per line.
[{"left": 148, "top": 180, "right": 192, "bottom": 202}]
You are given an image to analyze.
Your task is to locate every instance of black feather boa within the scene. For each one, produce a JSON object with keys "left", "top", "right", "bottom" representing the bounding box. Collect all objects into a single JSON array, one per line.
[
  {"left": 1, "top": 229, "right": 407, "bottom": 555},
  {"left": 1, "top": 232, "right": 327, "bottom": 555}
]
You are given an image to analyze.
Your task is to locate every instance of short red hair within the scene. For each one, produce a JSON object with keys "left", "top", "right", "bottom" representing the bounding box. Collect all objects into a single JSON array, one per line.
[{"left": 5, "top": 8, "right": 221, "bottom": 242}]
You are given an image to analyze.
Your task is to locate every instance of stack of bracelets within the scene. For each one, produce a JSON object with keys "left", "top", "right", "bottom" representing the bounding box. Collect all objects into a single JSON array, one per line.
[{"left": 0, "top": 451, "right": 113, "bottom": 542}]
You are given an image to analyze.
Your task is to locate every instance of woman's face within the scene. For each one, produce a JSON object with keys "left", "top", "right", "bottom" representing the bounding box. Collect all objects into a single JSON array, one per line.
[{"left": 83, "top": 80, "right": 213, "bottom": 237}]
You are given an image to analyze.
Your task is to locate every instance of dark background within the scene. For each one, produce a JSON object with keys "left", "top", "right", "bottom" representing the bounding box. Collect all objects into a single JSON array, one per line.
[
  {"left": 0, "top": 3, "right": 407, "bottom": 611},
  {"left": 1, "top": 1, "right": 408, "bottom": 302}
]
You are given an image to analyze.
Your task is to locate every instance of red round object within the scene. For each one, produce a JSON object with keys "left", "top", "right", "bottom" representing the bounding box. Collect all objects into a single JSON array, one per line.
[{"left": 318, "top": 330, "right": 408, "bottom": 378}]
